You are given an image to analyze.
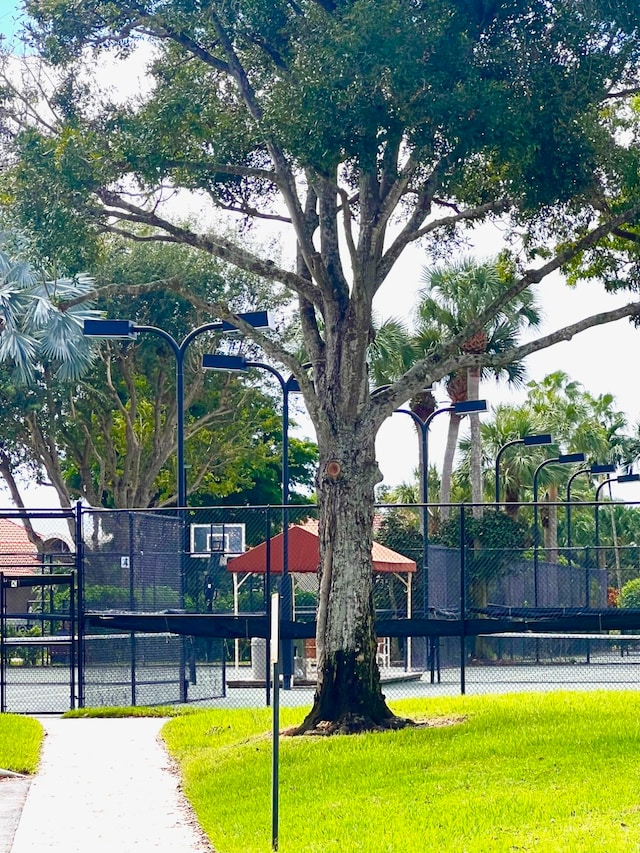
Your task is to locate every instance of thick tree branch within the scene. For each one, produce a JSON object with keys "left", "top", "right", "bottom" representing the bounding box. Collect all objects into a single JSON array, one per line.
[
  {"left": 0, "top": 447, "right": 45, "bottom": 546},
  {"left": 92, "top": 190, "right": 323, "bottom": 307},
  {"left": 371, "top": 299, "right": 640, "bottom": 429}
]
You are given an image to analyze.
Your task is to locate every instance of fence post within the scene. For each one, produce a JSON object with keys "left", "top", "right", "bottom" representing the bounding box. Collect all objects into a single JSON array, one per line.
[
  {"left": 129, "top": 512, "right": 137, "bottom": 706},
  {"left": 266, "top": 506, "right": 272, "bottom": 708},
  {"left": 459, "top": 505, "right": 466, "bottom": 696},
  {"left": 75, "top": 501, "right": 85, "bottom": 708},
  {"left": 69, "top": 576, "right": 76, "bottom": 710},
  {"left": 1, "top": 571, "right": 5, "bottom": 713}
]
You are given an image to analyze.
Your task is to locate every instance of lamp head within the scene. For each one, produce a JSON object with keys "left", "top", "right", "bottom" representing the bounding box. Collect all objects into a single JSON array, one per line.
[
  {"left": 523, "top": 433, "right": 553, "bottom": 447},
  {"left": 452, "top": 399, "right": 487, "bottom": 415},
  {"left": 202, "top": 354, "right": 249, "bottom": 372},
  {"left": 83, "top": 319, "right": 137, "bottom": 340},
  {"left": 590, "top": 463, "right": 616, "bottom": 475},
  {"left": 617, "top": 473, "right": 640, "bottom": 484},
  {"left": 557, "top": 452, "right": 586, "bottom": 464},
  {"left": 215, "top": 310, "right": 273, "bottom": 333}
]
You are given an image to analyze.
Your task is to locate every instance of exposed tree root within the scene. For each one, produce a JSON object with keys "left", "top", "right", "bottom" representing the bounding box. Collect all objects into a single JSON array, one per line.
[{"left": 286, "top": 713, "right": 467, "bottom": 737}]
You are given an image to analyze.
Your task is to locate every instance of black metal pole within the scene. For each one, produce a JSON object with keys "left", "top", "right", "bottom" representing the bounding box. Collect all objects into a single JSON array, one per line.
[
  {"left": 459, "top": 505, "right": 466, "bottom": 696},
  {"left": 533, "top": 467, "right": 541, "bottom": 609},
  {"left": 281, "top": 377, "right": 293, "bottom": 689},
  {"left": 244, "top": 362, "right": 295, "bottom": 689},
  {"left": 566, "top": 468, "right": 588, "bottom": 568},
  {"left": 129, "top": 512, "right": 137, "bottom": 706},
  {"left": 1, "top": 572, "right": 5, "bottom": 713},
  {"left": 69, "top": 575, "right": 76, "bottom": 710},
  {"left": 594, "top": 479, "right": 611, "bottom": 580},
  {"left": 265, "top": 507, "right": 272, "bottom": 708},
  {"left": 495, "top": 439, "right": 522, "bottom": 506},
  {"left": 75, "top": 499, "right": 85, "bottom": 708}
]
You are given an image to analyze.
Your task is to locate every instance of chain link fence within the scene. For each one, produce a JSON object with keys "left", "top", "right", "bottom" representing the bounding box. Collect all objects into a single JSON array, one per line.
[{"left": 3, "top": 500, "right": 640, "bottom": 711}]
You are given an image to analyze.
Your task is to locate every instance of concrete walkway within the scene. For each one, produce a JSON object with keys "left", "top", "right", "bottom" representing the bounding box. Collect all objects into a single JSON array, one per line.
[{"left": 3, "top": 717, "right": 213, "bottom": 853}]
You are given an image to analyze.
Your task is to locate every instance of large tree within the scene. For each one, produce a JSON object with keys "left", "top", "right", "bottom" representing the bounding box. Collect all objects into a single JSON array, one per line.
[{"left": 4, "top": 1, "right": 640, "bottom": 732}]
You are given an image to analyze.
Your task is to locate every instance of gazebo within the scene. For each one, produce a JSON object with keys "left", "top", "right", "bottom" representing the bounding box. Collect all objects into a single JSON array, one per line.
[{"left": 226, "top": 521, "right": 416, "bottom": 676}]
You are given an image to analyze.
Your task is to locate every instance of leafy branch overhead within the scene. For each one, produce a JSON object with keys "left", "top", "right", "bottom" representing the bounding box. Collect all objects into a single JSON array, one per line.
[{"left": 2, "top": 2, "right": 640, "bottom": 408}]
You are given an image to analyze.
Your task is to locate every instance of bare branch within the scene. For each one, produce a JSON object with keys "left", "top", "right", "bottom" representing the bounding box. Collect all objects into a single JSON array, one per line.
[
  {"left": 602, "top": 86, "right": 640, "bottom": 101},
  {"left": 92, "top": 190, "right": 323, "bottom": 306},
  {"left": 378, "top": 197, "right": 512, "bottom": 286},
  {"left": 206, "top": 195, "right": 292, "bottom": 224},
  {"left": 483, "top": 301, "right": 640, "bottom": 368}
]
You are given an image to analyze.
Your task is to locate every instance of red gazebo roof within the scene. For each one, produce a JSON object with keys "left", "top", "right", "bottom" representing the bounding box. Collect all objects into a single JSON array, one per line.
[{"left": 226, "top": 521, "right": 416, "bottom": 574}]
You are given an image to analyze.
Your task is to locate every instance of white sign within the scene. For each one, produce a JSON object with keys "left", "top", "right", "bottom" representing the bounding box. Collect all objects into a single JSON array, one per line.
[{"left": 270, "top": 593, "right": 280, "bottom": 664}]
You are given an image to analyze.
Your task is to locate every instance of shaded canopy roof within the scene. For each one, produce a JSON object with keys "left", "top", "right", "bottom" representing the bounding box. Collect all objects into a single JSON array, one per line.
[{"left": 226, "top": 522, "right": 416, "bottom": 574}]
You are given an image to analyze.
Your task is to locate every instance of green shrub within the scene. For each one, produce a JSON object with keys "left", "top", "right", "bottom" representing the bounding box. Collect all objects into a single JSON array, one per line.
[{"left": 620, "top": 577, "right": 640, "bottom": 608}]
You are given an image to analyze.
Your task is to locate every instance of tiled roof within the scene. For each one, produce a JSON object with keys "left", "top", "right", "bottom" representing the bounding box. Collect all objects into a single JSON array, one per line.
[{"left": 0, "top": 518, "right": 39, "bottom": 575}]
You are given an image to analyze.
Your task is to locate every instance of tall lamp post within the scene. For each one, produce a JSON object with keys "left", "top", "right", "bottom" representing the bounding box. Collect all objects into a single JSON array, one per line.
[
  {"left": 84, "top": 313, "right": 272, "bottom": 702},
  {"left": 394, "top": 399, "right": 487, "bottom": 619},
  {"left": 594, "top": 473, "right": 640, "bottom": 555},
  {"left": 532, "top": 452, "right": 585, "bottom": 607},
  {"left": 203, "top": 353, "right": 301, "bottom": 689},
  {"left": 566, "top": 463, "right": 616, "bottom": 564},
  {"left": 84, "top": 312, "right": 272, "bottom": 509},
  {"left": 494, "top": 434, "right": 553, "bottom": 506}
]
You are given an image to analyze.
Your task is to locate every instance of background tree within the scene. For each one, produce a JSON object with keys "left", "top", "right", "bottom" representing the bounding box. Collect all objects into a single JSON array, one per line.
[
  {"left": 4, "top": 1, "right": 640, "bottom": 732},
  {"left": 416, "top": 257, "right": 541, "bottom": 520},
  {"left": 0, "top": 232, "right": 313, "bottom": 508}
]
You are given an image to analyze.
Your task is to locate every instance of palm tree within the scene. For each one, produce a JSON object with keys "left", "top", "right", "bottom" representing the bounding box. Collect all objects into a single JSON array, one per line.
[
  {"left": 369, "top": 316, "right": 438, "bottom": 535},
  {"left": 0, "top": 236, "right": 99, "bottom": 384},
  {"left": 416, "top": 257, "right": 541, "bottom": 520},
  {"left": 458, "top": 403, "right": 551, "bottom": 518},
  {"left": 0, "top": 234, "right": 101, "bottom": 536}
]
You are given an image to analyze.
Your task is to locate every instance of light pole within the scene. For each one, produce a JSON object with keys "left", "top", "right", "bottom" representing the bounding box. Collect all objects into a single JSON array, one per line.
[
  {"left": 84, "top": 313, "right": 272, "bottom": 701},
  {"left": 595, "top": 473, "right": 640, "bottom": 554},
  {"left": 84, "top": 312, "right": 272, "bottom": 509},
  {"left": 566, "top": 463, "right": 615, "bottom": 564},
  {"left": 532, "top": 452, "right": 585, "bottom": 607},
  {"left": 392, "top": 398, "right": 486, "bottom": 682},
  {"left": 494, "top": 434, "right": 553, "bottom": 506},
  {"left": 203, "top": 353, "right": 301, "bottom": 689},
  {"left": 394, "top": 399, "right": 487, "bottom": 619}
]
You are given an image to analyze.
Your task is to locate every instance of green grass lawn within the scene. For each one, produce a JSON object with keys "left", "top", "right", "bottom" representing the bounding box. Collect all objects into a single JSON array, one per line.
[
  {"left": 162, "top": 691, "right": 640, "bottom": 853},
  {"left": 0, "top": 715, "right": 43, "bottom": 774}
]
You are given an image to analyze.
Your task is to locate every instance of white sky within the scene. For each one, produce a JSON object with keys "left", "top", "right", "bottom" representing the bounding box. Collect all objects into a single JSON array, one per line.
[{"left": 1, "top": 2, "right": 640, "bottom": 507}]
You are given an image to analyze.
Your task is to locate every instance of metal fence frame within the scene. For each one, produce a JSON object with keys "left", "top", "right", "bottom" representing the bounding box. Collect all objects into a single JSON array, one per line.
[{"left": 3, "top": 500, "right": 640, "bottom": 711}]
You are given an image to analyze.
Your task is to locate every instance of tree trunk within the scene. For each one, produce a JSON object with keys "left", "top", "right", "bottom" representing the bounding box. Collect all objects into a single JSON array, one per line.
[
  {"left": 505, "top": 482, "right": 522, "bottom": 520},
  {"left": 0, "top": 449, "right": 44, "bottom": 548},
  {"left": 543, "top": 487, "right": 559, "bottom": 563},
  {"left": 296, "top": 428, "right": 406, "bottom": 734},
  {"left": 440, "top": 414, "right": 462, "bottom": 522},
  {"left": 467, "top": 367, "right": 483, "bottom": 520}
]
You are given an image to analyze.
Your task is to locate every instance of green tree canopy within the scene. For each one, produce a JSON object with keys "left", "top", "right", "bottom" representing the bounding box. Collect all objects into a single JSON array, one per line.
[{"left": 0, "top": 231, "right": 314, "bottom": 509}]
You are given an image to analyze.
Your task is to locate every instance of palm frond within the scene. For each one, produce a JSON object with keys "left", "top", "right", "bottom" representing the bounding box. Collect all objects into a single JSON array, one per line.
[{"left": 0, "top": 329, "right": 38, "bottom": 384}]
